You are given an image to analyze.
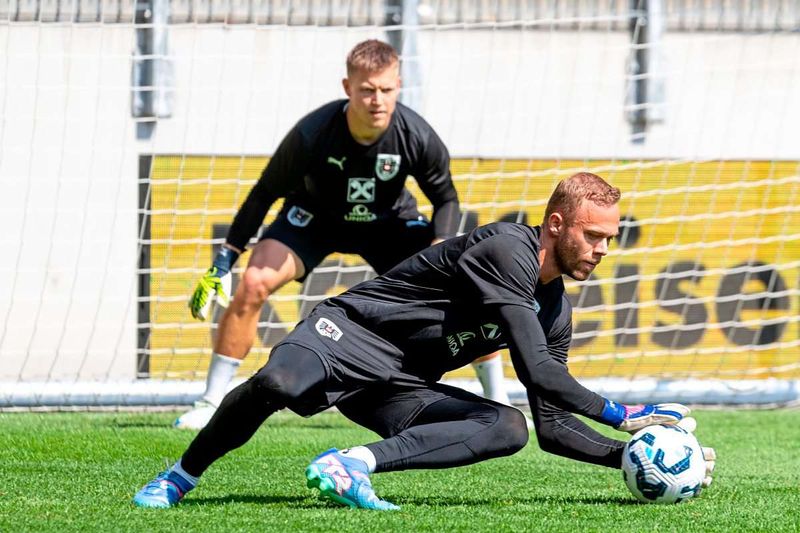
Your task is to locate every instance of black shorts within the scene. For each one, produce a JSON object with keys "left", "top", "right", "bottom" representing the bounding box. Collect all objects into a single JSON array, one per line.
[
  {"left": 272, "top": 306, "right": 497, "bottom": 437},
  {"left": 260, "top": 202, "right": 435, "bottom": 280},
  {"left": 272, "top": 306, "right": 432, "bottom": 415}
]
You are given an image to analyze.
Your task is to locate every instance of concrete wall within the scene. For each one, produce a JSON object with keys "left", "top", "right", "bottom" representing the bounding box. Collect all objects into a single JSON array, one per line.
[{"left": 1, "top": 23, "right": 798, "bottom": 380}]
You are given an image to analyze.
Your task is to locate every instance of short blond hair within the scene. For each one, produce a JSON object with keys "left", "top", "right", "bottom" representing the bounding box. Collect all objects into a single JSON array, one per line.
[
  {"left": 346, "top": 39, "right": 399, "bottom": 76},
  {"left": 544, "top": 172, "right": 621, "bottom": 224}
]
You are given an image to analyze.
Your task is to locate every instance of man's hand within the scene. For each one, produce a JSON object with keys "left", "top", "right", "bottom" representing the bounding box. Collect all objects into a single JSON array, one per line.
[
  {"left": 189, "top": 247, "right": 240, "bottom": 321},
  {"left": 601, "top": 399, "right": 690, "bottom": 433},
  {"left": 676, "top": 417, "right": 716, "bottom": 488}
]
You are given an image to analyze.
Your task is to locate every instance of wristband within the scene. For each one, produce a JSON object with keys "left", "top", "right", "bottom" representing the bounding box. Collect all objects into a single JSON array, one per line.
[
  {"left": 599, "top": 398, "right": 626, "bottom": 427},
  {"left": 212, "top": 246, "right": 240, "bottom": 275}
]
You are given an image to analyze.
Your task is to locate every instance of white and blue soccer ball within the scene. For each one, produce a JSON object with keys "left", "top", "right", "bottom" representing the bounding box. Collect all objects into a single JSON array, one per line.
[{"left": 621, "top": 424, "right": 706, "bottom": 504}]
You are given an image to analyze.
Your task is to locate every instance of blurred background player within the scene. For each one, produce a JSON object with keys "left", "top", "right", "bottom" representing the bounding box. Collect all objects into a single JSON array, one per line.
[
  {"left": 134, "top": 172, "right": 714, "bottom": 510},
  {"left": 178, "top": 39, "right": 513, "bottom": 429}
]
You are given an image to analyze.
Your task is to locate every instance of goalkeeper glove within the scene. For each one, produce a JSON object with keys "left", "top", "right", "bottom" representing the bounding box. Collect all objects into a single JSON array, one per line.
[
  {"left": 700, "top": 445, "right": 716, "bottom": 488},
  {"left": 189, "top": 247, "right": 240, "bottom": 321},
  {"left": 600, "top": 399, "right": 690, "bottom": 433},
  {"left": 676, "top": 417, "right": 716, "bottom": 488}
]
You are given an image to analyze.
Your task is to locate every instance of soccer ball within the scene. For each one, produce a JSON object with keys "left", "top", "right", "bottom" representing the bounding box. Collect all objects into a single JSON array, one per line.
[{"left": 621, "top": 424, "right": 706, "bottom": 504}]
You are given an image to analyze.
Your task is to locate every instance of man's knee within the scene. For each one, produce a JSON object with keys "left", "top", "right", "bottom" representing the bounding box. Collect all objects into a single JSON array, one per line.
[
  {"left": 238, "top": 240, "right": 304, "bottom": 303},
  {"left": 251, "top": 364, "right": 306, "bottom": 404},
  {"left": 499, "top": 407, "right": 530, "bottom": 453},
  {"left": 250, "top": 344, "right": 326, "bottom": 404},
  {"left": 470, "top": 405, "right": 529, "bottom": 458},
  {"left": 236, "top": 267, "right": 279, "bottom": 304}
]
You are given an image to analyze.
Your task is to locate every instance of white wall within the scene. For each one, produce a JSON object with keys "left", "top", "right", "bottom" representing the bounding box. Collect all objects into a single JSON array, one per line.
[
  {"left": 151, "top": 26, "right": 800, "bottom": 159},
  {"left": 1, "top": 25, "right": 139, "bottom": 381},
  {"left": 1, "top": 23, "right": 798, "bottom": 380}
]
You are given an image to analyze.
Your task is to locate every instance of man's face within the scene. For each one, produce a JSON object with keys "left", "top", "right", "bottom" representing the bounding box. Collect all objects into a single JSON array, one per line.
[
  {"left": 343, "top": 63, "right": 400, "bottom": 135},
  {"left": 554, "top": 200, "right": 620, "bottom": 281}
]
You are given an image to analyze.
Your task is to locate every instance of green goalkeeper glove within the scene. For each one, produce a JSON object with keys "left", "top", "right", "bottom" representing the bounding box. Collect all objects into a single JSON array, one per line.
[{"left": 189, "top": 247, "right": 240, "bottom": 321}]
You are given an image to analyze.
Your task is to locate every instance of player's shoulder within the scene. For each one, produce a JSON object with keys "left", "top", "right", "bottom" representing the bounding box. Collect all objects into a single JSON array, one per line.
[
  {"left": 294, "top": 99, "right": 348, "bottom": 138},
  {"left": 470, "top": 221, "right": 542, "bottom": 248},
  {"left": 392, "top": 102, "right": 441, "bottom": 140},
  {"left": 464, "top": 222, "right": 542, "bottom": 272}
]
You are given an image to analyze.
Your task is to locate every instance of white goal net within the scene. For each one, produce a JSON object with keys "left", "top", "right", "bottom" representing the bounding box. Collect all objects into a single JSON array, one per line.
[{"left": 2, "top": 0, "right": 799, "bottom": 407}]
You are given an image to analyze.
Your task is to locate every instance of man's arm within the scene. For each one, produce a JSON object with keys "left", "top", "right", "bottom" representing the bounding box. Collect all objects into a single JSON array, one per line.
[
  {"left": 496, "top": 303, "right": 608, "bottom": 420},
  {"left": 524, "top": 303, "right": 626, "bottom": 467},
  {"left": 225, "top": 127, "right": 307, "bottom": 251},
  {"left": 458, "top": 235, "right": 687, "bottom": 432},
  {"left": 497, "top": 303, "right": 688, "bottom": 433},
  {"left": 412, "top": 129, "right": 460, "bottom": 241},
  {"left": 188, "top": 126, "right": 307, "bottom": 320},
  {"left": 530, "top": 395, "right": 625, "bottom": 468}
]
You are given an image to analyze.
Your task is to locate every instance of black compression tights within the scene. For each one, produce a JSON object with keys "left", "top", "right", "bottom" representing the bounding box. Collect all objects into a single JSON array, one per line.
[
  {"left": 363, "top": 395, "right": 530, "bottom": 472},
  {"left": 180, "top": 344, "right": 530, "bottom": 477},
  {"left": 180, "top": 344, "right": 327, "bottom": 477}
]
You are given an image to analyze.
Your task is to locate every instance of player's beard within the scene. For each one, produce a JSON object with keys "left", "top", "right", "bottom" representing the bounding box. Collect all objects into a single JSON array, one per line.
[{"left": 554, "top": 233, "right": 594, "bottom": 281}]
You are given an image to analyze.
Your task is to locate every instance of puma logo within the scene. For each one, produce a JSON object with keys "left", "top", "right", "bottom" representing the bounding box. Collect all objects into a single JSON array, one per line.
[{"left": 327, "top": 156, "right": 346, "bottom": 171}]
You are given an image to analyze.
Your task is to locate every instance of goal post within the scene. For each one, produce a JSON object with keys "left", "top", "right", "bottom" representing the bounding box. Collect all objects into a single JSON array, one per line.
[
  {"left": 2, "top": 0, "right": 799, "bottom": 407},
  {"left": 137, "top": 155, "right": 800, "bottom": 407}
]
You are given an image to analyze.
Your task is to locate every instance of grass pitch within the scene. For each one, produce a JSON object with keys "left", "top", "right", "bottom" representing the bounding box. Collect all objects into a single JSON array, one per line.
[{"left": 1, "top": 409, "right": 798, "bottom": 532}]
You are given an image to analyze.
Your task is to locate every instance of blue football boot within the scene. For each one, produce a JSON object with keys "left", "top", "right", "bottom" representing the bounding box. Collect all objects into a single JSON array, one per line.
[
  {"left": 132, "top": 469, "right": 195, "bottom": 508},
  {"left": 305, "top": 448, "right": 400, "bottom": 511}
]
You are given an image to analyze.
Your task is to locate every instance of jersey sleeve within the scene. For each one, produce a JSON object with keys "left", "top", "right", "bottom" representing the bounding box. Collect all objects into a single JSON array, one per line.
[
  {"left": 458, "top": 234, "right": 605, "bottom": 417},
  {"left": 411, "top": 128, "right": 460, "bottom": 239},
  {"left": 225, "top": 126, "right": 309, "bottom": 251},
  {"left": 527, "top": 306, "right": 626, "bottom": 468},
  {"left": 497, "top": 303, "right": 607, "bottom": 421},
  {"left": 529, "top": 395, "right": 626, "bottom": 468}
]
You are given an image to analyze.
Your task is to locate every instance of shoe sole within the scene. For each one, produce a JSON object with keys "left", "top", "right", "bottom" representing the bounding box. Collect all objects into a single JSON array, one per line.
[
  {"left": 132, "top": 496, "right": 172, "bottom": 509},
  {"left": 305, "top": 464, "right": 356, "bottom": 509}
]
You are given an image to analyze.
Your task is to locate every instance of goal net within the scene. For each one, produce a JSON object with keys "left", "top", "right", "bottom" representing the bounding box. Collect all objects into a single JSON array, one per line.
[{"left": 2, "top": 0, "right": 799, "bottom": 407}]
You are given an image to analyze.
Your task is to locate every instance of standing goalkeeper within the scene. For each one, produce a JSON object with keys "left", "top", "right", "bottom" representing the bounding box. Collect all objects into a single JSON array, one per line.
[
  {"left": 135, "top": 173, "right": 715, "bottom": 510},
  {"left": 180, "top": 39, "right": 511, "bottom": 430}
]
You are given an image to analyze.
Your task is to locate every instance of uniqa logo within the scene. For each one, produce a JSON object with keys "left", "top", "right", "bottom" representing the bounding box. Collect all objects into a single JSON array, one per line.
[{"left": 344, "top": 204, "right": 377, "bottom": 222}]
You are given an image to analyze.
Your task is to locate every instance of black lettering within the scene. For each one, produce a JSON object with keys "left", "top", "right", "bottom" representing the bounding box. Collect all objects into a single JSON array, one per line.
[
  {"left": 614, "top": 264, "right": 640, "bottom": 347},
  {"left": 717, "top": 261, "right": 789, "bottom": 346},
  {"left": 652, "top": 261, "right": 707, "bottom": 348},
  {"left": 567, "top": 277, "right": 603, "bottom": 348}
]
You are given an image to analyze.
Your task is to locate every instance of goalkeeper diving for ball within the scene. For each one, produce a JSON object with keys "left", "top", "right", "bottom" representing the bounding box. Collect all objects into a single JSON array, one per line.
[
  {"left": 134, "top": 173, "right": 715, "bottom": 510},
  {"left": 178, "top": 38, "right": 514, "bottom": 431}
]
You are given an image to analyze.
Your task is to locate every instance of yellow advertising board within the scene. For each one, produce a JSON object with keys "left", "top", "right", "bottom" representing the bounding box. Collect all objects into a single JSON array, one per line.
[{"left": 144, "top": 156, "right": 800, "bottom": 380}]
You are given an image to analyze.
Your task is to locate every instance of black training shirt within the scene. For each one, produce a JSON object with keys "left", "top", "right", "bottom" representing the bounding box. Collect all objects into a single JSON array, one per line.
[
  {"left": 318, "top": 222, "right": 607, "bottom": 422},
  {"left": 226, "top": 100, "right": 460, "bottom": 251}
]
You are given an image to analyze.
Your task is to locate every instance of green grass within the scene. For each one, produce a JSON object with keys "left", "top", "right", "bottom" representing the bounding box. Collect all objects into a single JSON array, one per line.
[{"left": 1, "top": 409, "right": 798, "bottom": 532}]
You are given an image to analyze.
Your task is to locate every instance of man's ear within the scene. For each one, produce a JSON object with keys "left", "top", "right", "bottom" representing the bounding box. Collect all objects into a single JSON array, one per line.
[
  {"left": 342, "top": 77, "right": 351, "bottom": 97},
  {"left": 548, "top": 212, "right": 564, "bottom": 236}
]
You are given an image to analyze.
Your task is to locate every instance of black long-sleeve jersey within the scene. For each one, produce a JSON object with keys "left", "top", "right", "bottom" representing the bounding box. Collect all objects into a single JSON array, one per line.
[
  {"left": 225, "top": 100, "right": 461, "bottom": 251},
  {"left": 317, "top": 221, "right": 625, "bottom": 467}
]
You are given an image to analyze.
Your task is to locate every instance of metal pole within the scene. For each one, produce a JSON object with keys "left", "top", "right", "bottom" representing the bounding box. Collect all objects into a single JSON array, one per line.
[
  {"left": 385, "top": 0, "right": 422, "bottom": 112},
  {"left": 626, "top": 0, "right": 665, "bottom": 144},
  {"left": 132, "top": 0, "right": 173, "bottom": 140}
]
